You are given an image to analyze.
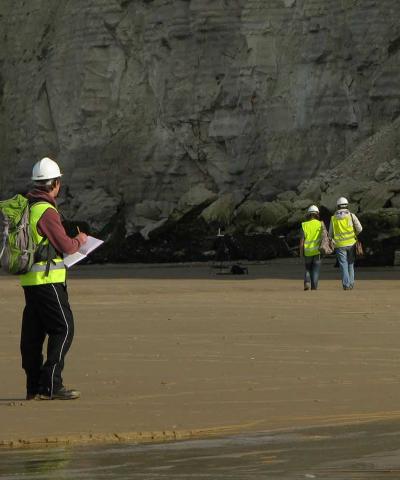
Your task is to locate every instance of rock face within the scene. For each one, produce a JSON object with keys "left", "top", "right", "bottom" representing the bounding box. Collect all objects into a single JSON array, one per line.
[
  {"left": 1, "top": 1, "right": 400, "bottom": 262},
  {"left": 267, "top": 116, "right": 400, "bottom": 264}
]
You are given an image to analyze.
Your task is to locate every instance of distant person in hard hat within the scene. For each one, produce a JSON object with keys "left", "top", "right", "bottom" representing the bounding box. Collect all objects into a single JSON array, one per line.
[
  {"left": 20, "top": 157, "right": 88, "bottom": 400},
  {"left": 299, "top": 205, "right": 327, "bottom": 290},
  {"left": 329, "top": 197, "right": 362, "bottom": 290}
]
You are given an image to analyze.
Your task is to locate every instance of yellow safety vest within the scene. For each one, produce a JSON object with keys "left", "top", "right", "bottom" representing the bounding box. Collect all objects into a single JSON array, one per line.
[
  {"left": 20, "top": 202, "right": 66, "bottom": 286},
  {"left": 331, "top": 214, "right": 356, "bottom": 248},
  {"left": 302, "top": 219, "right": 322, "bottom": 257}
]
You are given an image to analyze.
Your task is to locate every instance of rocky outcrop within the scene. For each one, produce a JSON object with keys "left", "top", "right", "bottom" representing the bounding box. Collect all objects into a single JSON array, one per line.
[
  {"left": 245, "top": 117, "right": 400, "bottom": 264},
  {"left": 1, "top": 1, "right": 400, "bottom": 263}
]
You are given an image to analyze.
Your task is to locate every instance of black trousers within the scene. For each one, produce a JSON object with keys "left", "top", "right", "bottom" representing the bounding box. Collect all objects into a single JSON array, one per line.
[{"left": 21, "top": 283, "right": 74, "bottom": 397}]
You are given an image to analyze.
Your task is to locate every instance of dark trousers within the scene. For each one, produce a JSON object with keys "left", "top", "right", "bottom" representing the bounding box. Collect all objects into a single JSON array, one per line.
[{"left": 21, "top": 283, "right": 74, "bottom": 397}]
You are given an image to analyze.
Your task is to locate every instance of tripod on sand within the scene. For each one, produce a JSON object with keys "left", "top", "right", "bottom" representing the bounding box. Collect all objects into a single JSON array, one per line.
[{"left": 212, "top": 228, "right": 248, "bottom": 275}]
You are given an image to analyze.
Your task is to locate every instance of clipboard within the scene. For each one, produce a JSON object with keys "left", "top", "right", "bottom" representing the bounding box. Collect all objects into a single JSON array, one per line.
[{"left": 63, "top": 236, "right": 104, "bottom": 268}]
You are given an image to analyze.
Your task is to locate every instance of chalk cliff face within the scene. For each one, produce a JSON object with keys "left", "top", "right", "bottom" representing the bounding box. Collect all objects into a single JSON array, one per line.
[{"left": 0, "top": 0, "right": 400, "bottom": 260}]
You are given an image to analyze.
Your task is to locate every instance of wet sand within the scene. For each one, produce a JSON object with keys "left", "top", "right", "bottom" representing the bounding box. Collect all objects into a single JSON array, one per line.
[
  {"left": 0, "top": 260, "right": 399, "bottom": 448},
  {"left": 3, "top": 421, "right": 400, "bottom": 479}
]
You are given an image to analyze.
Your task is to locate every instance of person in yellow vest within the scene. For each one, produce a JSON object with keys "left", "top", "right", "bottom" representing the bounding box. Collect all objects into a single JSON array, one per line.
[
  {"left": 21, "top": 157, "right": 88, "bottom": 400},
  {"left": 299, "top": 205, "right": 326, "bottom": 290},
  {"left": 329, "top": 196, "right": 362, "bottom": 290}
]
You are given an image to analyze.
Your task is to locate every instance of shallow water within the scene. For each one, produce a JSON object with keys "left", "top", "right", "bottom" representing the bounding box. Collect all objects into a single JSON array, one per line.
[{"left": 2, "top": 422, "right": 400, "bottom": 479}]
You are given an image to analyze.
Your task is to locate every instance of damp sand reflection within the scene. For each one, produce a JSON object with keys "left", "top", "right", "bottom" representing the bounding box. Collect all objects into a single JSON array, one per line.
[{"left": 2, "top": 421, "right": 400, "bottom": 479}]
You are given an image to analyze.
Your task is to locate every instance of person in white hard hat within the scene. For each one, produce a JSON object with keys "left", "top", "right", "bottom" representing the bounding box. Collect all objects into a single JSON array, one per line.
[
  {"left": 20, "top": 157, "right": 88, "bottom": 400},
  {"left": 329, "top": 197, "right": 362, "bottom": 290},
  {"left": 299, "top": 205, "right": 327, "bottom": 290}
]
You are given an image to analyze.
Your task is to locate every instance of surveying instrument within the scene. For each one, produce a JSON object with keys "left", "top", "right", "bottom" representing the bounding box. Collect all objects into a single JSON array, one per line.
[{"left": 213, "top": 227, "right": 231, "bottom": 273}]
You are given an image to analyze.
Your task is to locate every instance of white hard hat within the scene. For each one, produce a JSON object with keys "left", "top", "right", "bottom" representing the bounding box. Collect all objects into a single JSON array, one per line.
[
  {"left": 336, "top": 196, "right": 348, "bottom": 207},
  {"left": 307, "top": 205, "right": 319, "bottom": 214},
  {"left": 32, "top": 157, "right": 62, "bottom": 181}
]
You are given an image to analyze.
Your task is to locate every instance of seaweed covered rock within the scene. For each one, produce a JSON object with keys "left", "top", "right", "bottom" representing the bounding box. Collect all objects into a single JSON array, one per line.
[
  {"left": 358, "top": 208, "right": 400, "bottom": 265},
  {"left": 201, "top": 192, "right": 244, "bottom": 227},
  {"left": 258, "top": 202, "right": 289, "bottom": 228}
]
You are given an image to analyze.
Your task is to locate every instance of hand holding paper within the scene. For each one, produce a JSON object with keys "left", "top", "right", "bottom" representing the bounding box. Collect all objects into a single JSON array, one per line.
[
  {"left": 75, "top": 229, "right": 88, "bottom": 246},
  {"left": 63, "top": 236, "right": 104, "bottom": 268}
]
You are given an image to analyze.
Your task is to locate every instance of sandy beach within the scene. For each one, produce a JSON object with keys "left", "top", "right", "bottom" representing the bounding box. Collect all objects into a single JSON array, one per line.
[{"left": 0, "top": 259, "right": 399, "bottom": 448}]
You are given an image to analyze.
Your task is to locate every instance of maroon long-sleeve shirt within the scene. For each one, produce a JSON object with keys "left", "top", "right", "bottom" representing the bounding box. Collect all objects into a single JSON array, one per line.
[{"left": 27, "top": 190, "right": 82, "bottom": 255}]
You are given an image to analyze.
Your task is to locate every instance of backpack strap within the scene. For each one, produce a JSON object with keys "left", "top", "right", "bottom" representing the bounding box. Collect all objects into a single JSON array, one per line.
[
  {"left": 350, "top": 213, "right": 358, "bottom": 240},
  {"left": 30, "top": 201, "right": 58, "bottom": 277},
  {"left": 44, "top": 243, "right": 52, "bottom": 277},
  {"left": 0, "top": 222, "right": 8, "bottom": 260}
]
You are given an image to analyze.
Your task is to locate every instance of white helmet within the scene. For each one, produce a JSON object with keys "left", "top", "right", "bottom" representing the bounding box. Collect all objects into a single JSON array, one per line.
[
  {"left": 307, "top": 205, "right": 319, "bottom": 214},
  {"left": 32, "top": 157, "right": 62, "bottom": 181},
  {"left": 336, "top": 196, "right": 348, "bottom": 208}
]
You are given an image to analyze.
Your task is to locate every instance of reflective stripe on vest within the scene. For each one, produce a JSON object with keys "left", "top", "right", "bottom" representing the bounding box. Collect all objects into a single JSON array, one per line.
[
  {"left": 29, "top": 261, "right": 65, "bottom": 273},
  {"left": 331, "top": 214, "right": 356, "bottom": 248},
  {"left": 20, "top": 202, "right": 66, "bottom": 286},
  {"left": 302, "top": 219, "right": 322, "bottom": 257}
]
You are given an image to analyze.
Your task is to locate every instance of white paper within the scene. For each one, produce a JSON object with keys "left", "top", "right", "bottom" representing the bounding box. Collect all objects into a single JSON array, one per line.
[
  {"left": 63, "top": 236, "right": 104, "bottom": 268},
  {"left": 63, "top": 251, "right": 86, "bottom": 268}
]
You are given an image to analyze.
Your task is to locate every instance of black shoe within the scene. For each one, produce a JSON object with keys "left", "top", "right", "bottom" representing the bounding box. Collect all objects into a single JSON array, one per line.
[
  {"left": 39, "top": 387, "right": 80, "bottom": 400},
  {"left": 26, "top": 393, "right": 39, "bottom": 400}
]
